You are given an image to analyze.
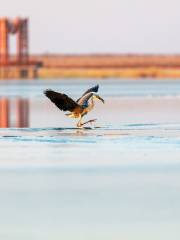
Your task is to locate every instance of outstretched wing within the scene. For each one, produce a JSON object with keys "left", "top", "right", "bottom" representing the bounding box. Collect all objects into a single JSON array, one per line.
[
  {"left": 77, "top": 84, "right": 99, "bottom": 103},
  {"left": 44, "top": 89, "right": 80, "bottom": 112},
  {"left": 77, "top": 92, "right": 93, "bottom": 106}
]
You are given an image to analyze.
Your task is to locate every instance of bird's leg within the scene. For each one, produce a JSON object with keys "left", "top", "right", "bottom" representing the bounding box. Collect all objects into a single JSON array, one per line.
[
  {"left": 80, "top": 119, "right": 97, "bottom": 126},
  {"left": 77, "top": 116, "right": 83, "bottom": 128},
  {"left": 77, "top": 116, "right": 97, "bottom": 127}
]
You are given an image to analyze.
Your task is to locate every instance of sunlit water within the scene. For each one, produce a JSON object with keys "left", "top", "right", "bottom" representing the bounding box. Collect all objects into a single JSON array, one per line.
[{"left": 0, "top": 79, "right": 180, "bottom": 240}]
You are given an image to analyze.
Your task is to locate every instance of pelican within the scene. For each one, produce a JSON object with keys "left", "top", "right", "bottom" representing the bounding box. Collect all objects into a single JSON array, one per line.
[{"left": 44, "top": 84, "right": 104, "bottom": 127}]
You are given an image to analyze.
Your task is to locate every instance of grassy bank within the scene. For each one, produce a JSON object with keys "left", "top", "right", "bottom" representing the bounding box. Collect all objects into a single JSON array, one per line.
[{"left": 38, "top": 67, "right": 180, "bottom": 79}]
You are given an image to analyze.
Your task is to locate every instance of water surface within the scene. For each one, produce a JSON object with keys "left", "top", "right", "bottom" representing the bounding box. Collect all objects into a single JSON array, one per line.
[{"left": 0, "top": 79, "right": 180, "bottom": 240}]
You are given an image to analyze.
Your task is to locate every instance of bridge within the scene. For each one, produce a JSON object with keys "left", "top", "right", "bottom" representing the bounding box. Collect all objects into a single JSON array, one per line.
[{"left": 0, "top": 17, "right": 41, "bottom": 78}]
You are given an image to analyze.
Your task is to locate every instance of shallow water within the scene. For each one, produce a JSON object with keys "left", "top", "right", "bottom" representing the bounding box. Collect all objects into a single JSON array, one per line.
[
  {"left": 1, "top": 78, "right": 180, "bottom": 98},
  {"left": 1, "top": 79, "right": 180, "bottom": 240}
]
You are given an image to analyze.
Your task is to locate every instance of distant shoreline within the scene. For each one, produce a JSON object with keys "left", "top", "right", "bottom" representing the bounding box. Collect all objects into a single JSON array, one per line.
[
  {"left": 2, "top": 54, "right": 180, "bottom": 79},
  {"left": 31, "top": 54, "right": 180, "bottom": 79},
  {"left": 38, "top": 67, "right": 180, "bottom": 79}
]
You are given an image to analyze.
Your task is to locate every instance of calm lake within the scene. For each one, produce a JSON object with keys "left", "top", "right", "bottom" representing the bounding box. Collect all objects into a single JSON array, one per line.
[{"left": 0, "top": 79, "right": 180, "bottom": 240}]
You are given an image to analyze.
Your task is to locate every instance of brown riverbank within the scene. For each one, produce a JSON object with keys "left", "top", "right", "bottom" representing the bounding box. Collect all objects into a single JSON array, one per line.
[
  {"left": 2, "top": 54, "right": 180, "bottom": 79},
  {"left": 37, "top": 67, "right": 180, "bottom": 78},
  {"left": 32, "top": 54, "right": 180, "bottom": 79}
]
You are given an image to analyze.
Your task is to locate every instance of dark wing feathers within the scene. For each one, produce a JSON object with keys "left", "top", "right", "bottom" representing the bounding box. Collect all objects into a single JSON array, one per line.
[
  {"left": 82, "top": 84, "right": 99, "bottom": 97},
  {"left": 77, "top": 84, "right": 99, "bottom": 102},
  {"left": 44, "top": 89, "right": 79, "bottom": 112}
]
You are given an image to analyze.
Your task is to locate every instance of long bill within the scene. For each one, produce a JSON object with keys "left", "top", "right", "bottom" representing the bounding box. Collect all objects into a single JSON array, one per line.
[{"left": 94, "top": 94, "right": 105, "bottom": 104}]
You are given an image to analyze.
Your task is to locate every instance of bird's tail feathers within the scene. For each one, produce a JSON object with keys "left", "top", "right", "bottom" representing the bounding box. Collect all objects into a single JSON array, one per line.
[{"left": 65, "top": 113, "right": 79, "bottom": 118}]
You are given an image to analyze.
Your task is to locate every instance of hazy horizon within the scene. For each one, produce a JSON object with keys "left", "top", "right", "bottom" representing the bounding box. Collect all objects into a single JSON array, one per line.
[{"left": 1, "top": 0, "right": 180, "bottom": 54}]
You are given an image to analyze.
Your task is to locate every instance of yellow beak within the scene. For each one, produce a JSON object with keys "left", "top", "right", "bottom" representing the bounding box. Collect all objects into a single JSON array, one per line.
[{"left": 95, "top": 95, "right": 105, "bottom": 104}]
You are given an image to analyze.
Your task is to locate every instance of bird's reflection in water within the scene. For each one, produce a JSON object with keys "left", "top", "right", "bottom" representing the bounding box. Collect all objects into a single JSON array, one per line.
[{"left": 75, "top": 129, "right": 91, "bottom": 136}]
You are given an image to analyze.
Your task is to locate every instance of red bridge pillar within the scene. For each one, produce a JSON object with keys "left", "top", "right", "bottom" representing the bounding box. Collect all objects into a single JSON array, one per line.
[
  {"left": 17, "top": 18, "right": 28, "bottom": 64},
  {"left": 0, "top": 98, "right": 29, "bottom": 128},
  {"left": 16, "top": 98, "right": 29, "bottom": 128},
  {"left": 0, "top": 18, "right": 9, "bottom": 65},
  {"left": 0, "top": 17, "right": 29, "bottom": 65},
  {"left": 0, "top": 98, "right": 9, "bottom": 128}
]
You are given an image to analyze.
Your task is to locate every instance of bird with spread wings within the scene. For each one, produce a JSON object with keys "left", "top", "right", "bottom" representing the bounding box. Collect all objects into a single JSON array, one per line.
[{"left": 44, "top": 84, "right": 104, "bottom": 127}]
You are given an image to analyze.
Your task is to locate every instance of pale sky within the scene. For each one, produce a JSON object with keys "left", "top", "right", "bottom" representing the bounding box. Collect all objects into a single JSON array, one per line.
[{"left": 1, "top": 0, "right": 180, "bottom": 54}]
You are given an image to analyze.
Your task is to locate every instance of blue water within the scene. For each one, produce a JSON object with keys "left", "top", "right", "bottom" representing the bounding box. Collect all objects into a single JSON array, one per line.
[
  {"left": 0, "top": 79, "right": 180, "bottom": 240},
  {"left": 1, "top": 78, "right": 180, "bottom": 97}
]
